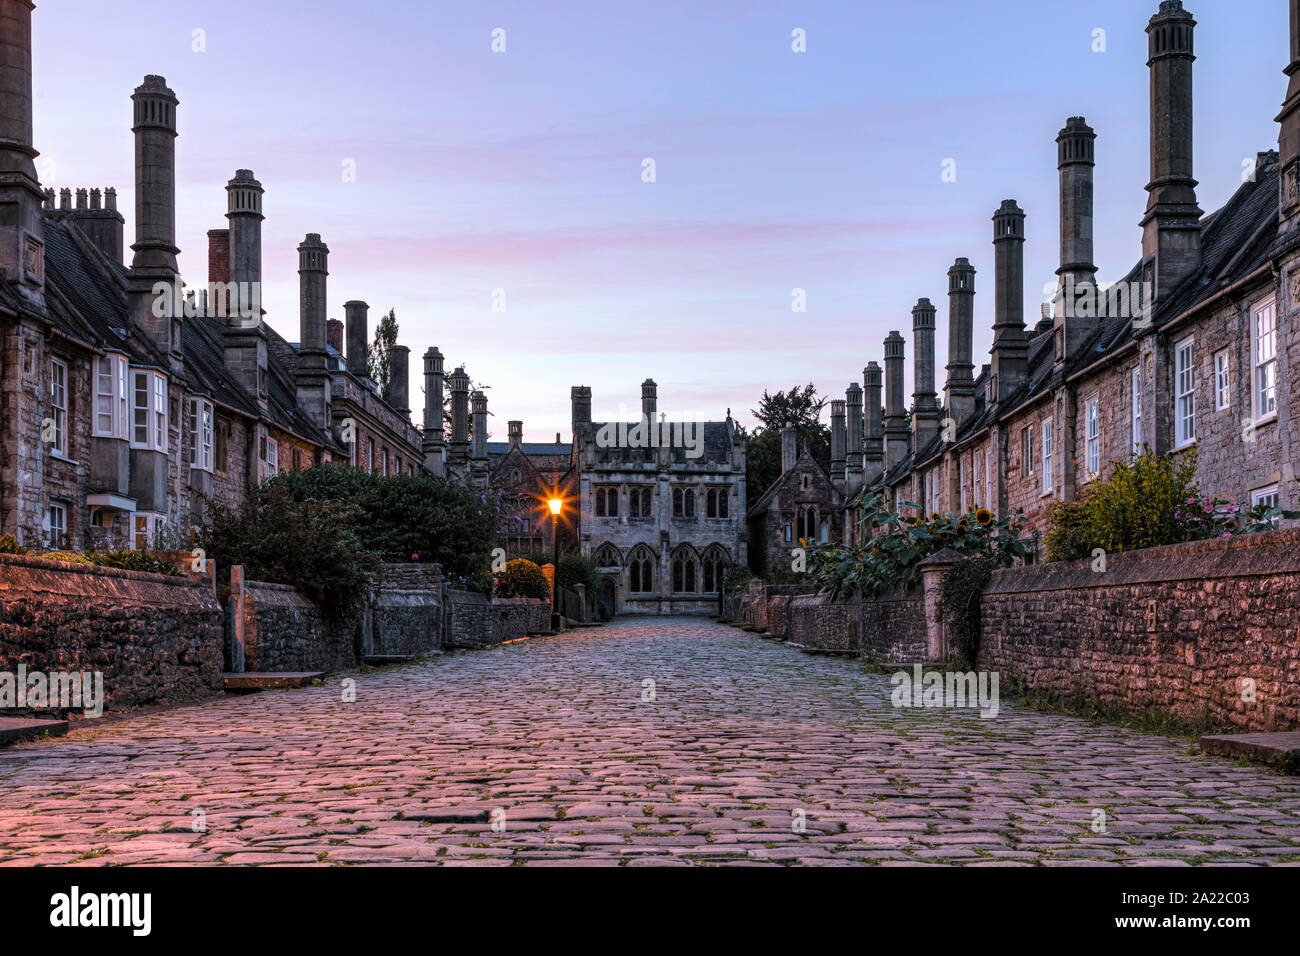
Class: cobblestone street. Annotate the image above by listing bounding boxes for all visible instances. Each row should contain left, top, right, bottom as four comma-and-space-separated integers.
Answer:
0, 618, 1297, 867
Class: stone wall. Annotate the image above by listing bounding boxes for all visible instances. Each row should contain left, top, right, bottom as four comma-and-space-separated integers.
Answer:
0, 552, 223, 711
240, 580, 360, 674
491, 598, 551, 644
978, 529, 1300, 732
445, 590, 551, 648
782, 586, 926, 660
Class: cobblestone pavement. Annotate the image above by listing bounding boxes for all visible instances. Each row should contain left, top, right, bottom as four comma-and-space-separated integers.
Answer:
0, 618, 1298, 866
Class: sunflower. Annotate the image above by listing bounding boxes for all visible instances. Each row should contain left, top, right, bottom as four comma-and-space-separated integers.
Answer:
975, 507, 993, 527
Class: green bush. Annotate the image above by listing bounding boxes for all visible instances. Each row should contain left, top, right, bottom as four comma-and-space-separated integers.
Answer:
939, 556, 996, 670
495, 558, 550, 600
806, 485, 1031, 600
723, 565, 755, 591
197, 482, 382, 621
37, 550, 92, 565
265, 466, 506, 592
1043, 500, 1092, 562
556, 551, 600, 596
89, 549, 184, 577
0, 534, 26, 555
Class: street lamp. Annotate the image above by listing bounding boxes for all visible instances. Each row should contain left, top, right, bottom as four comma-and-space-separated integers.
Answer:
548, 498, 562, 626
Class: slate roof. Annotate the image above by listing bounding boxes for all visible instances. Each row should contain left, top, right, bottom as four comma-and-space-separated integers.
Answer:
584, 420, 737, 463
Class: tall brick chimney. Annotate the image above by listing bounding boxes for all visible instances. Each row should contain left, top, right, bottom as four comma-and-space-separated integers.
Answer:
1141, 1, 1202, 301
127, 75, 181, 368
641, 379, 657, 421
883, 331, 909, 470
345, 300, 369, 379
1279, 0, 1300, 234
207, 230, 230, 287
845, 382, 864, 485
911, 298, 940, 449
508, 420, 523, 450
830, 399, 846, 483
448, 366, 471, 472
0, 0, 44, 308
1055, 118, 1100, 363
945, 258, 976, 427
863, 362, 884, 485
225, 169, 263, 326
389, 344, 410, 418
295, 234, 330, 430
422, 347, 446, 476
780, 424, 797, 475
990, 200, 1028, 405
326, 318, 344, 354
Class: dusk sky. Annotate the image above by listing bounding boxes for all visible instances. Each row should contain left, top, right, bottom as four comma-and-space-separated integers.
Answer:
29, 0, 1291, 442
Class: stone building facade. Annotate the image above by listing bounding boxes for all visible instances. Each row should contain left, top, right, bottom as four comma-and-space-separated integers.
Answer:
0, 1, 424, 550
762, 1, 1300, 559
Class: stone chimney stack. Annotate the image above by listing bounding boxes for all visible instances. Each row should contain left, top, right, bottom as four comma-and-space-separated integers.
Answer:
883, 331, 909, 471
127, 76, 181, 368
945, 258, 977, 427
571, 386, 592, 436
1141, 1, 1202, 301
911, 298, 940, 449
470, 390, 488, 460
1055, 118, 1100, 363
295, 233, 330, 430
864, 362, 884, 485
0, 0, 43, 307
422, 347, 446, 476
845, 382, 864, 484
508, 421, 523, 449
641, 379, 657, 421
780, 424, 797, 475
1279, 0, 1300, 234
225, 170, 264, 326
830, 399, 846, 483
990, 200, 1028, 405
448, 366, 471, 472
326, 318, 344, 353
389, 344, 410, 419
345, 300, 369, 379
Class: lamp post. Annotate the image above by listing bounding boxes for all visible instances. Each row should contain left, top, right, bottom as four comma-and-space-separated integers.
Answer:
548, 497, 562, 627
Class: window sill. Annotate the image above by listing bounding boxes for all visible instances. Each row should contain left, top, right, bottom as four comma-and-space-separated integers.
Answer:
1251, 414, 1278, 429
49, 452, 78, 465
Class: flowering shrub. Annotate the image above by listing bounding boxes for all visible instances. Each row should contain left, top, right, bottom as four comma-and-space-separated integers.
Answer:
495, 558, 550, 600
805, 485, 1031, 599
0, 534, 26, 555
1045, 448, 1300, 561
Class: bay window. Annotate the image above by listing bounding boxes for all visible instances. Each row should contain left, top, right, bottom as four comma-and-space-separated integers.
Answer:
94, 353, 129, 439
188, 398, 214, 472
131, 369, 168, 452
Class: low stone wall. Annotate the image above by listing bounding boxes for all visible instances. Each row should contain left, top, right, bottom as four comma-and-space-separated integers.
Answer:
382, 563, 443, 591
0, 553, 223, 712
446, 591, 551, 648
977, 529, 1300, 732
240, 580, 360, 674
372, 589, 441, 657
782, 585, 926, 660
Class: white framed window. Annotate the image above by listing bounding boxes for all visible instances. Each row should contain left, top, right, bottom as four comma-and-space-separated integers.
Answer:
974, 450, 984, 508
1252, 485, 1280, 511
131, 369, 168, 452
959, 457, 969, 512
93, 354, 129, 439
1085, 396, 1100, 479
1253, 297, 1277, 422
265, 437, 278, 479
1131, 366, 1142, 457
188, 398, 214, 472
1042, 419, 1054, 493
1021, 426, 1034, 476
1214, 350, 1231, 411
133, 512, 166, 551
46, 503, 67, 548
1174, 336, 1195, 448
49, 358, 68, 457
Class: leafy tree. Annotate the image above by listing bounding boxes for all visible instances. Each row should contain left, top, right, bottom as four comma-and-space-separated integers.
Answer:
368, 308, 399, 402
495, 558, 550, 599
744, 383, 832, 503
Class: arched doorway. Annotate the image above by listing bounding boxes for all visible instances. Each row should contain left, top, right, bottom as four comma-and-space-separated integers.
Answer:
599, 576, 617, 620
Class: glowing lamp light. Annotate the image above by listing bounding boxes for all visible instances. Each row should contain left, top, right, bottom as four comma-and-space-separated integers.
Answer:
548, 498, 563, 516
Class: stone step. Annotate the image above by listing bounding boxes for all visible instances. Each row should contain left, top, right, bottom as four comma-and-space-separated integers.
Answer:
1201, 732, 1300, 772
222, 672, 324, 691
0, 717, 69, 747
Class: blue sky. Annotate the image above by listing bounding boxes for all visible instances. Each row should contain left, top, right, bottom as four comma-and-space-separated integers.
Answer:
30, 0, 1292, 440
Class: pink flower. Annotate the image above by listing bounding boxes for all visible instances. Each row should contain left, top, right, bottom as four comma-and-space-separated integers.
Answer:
1220, 532, 1232, 538
1175, 511, 1181, 519
1203, 505, 1213, 514
411, 553, 419, 561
